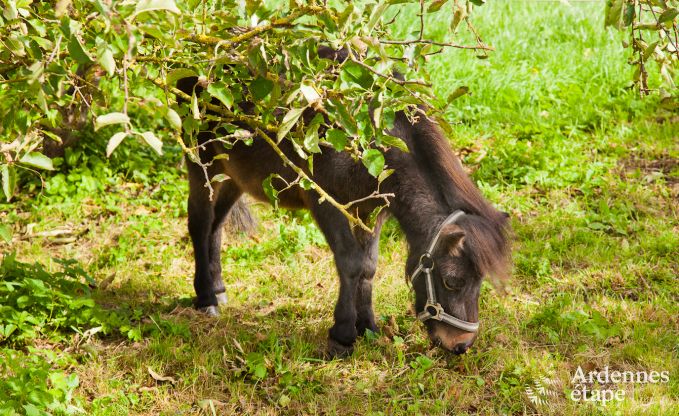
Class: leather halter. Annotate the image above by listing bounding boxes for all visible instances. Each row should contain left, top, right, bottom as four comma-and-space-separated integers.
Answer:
410, 211, 479, 333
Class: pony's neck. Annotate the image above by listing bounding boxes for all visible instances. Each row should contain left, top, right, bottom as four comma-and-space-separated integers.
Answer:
388, 178, 451, 274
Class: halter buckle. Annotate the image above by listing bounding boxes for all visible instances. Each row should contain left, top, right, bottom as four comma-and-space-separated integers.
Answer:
418, 253, 434, 271
424, 302, 443, 320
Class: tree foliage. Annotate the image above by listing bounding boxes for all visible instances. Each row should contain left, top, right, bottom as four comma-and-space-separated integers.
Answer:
0, 0, 490, 229
606, 0, 679, 98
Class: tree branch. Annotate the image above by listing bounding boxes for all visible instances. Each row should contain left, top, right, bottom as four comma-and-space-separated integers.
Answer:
182, 6, 325, 47
349, 57, 431, 87
143, 71, 278, 133
380, 39, 494, 51
254, 127, 373, 233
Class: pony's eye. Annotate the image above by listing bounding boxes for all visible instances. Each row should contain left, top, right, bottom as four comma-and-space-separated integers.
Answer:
442, 275, 461, 290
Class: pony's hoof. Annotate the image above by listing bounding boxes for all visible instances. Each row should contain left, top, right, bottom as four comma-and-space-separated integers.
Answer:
198, 305, 220, 317
215, 293, 228, 305
325, 338, 354, 359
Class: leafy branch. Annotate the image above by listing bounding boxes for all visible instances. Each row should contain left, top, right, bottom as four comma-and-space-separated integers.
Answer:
606, 0, 679, 98
0, 0, 491, 226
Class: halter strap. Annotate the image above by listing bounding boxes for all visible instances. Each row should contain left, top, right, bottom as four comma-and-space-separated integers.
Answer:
410, 210, 479, 333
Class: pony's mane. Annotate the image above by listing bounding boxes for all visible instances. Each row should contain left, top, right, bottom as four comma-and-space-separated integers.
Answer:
409, 115, 512, 279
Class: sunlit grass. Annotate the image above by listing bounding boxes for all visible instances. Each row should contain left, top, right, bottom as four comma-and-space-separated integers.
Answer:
2, 1, 677, 415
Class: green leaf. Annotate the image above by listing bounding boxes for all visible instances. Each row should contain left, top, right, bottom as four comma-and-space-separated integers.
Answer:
211, 174, 229, 183
167, 68, 198, 86
326, 129, 348, 151
300, 83, 321, 104
262, 175, 279, 207
253, 364, 267, 379
341, 62, 373, 89
3, 0, 18, 20
658, 8, 678, 24
95, 112, 130, 131
19, 152, 54, 170
0, 224, 11, 243
68, 35, 93, 65
623, 3, 635, 27
1, 165, 16, 201
97, 47, 115, 76
605, 0, 624, 27
133, 0, 181, 18
643, 41, 659, 60
191, 92, 201, 119
304, 114, 323, 153
427, 0, 448, 13
328, 98, 357, 136
23, 404, 42, 416
451, 3, 468, 32
278, 394, 291, 407
469, 0, 485, 5
377, 168, 394, 183
5, 34, 26, 57
249, 76, 274, 101
380, 134, 408, 152
366, 3, 389, 33
277, 108, 305, 142
362, 149, 385, 177
447, 86, 470, 102
106, 132, 127, 157
140, 131, 163, 155
165, 108, 182, 130
207, 81, 234, 109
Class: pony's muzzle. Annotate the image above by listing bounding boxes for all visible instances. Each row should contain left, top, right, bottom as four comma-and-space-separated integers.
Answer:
430, 322, 477, 354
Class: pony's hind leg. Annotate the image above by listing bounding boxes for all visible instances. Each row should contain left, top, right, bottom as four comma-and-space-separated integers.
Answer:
207, 182, 243, 306
188, 160, 242, 315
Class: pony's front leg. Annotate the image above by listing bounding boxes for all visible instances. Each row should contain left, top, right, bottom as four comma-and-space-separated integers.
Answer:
327, 255, 363, 357
308, 199, 363, 358
353, 218, 385, 337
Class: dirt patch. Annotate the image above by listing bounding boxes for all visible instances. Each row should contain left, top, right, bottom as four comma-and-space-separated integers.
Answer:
620, 153, 679, 185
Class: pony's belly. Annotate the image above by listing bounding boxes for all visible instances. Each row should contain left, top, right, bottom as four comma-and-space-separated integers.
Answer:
244, 185, 307, 210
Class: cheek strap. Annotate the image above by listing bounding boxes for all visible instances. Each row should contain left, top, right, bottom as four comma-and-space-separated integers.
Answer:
410, 211, 479, 333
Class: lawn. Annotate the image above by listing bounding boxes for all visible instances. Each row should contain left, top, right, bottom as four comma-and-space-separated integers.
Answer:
1, 1, 678, 415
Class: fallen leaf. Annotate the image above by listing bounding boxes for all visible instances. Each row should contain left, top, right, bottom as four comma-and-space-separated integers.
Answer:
148, 366, 176, 384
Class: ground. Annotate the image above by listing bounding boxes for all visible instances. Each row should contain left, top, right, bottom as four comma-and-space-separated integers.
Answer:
1, 1, 678, 415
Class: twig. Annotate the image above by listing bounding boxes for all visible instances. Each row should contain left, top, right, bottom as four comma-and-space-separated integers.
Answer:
636, 1, 649, 95
380, 39, 494, 51
418, 0, 425, 41
0, 76, 29, 84
136, 56, 189, 65
123, 22, 135, 122
182, 6, 324, 48
342, 190, 394, 209
349, 57, 431, 87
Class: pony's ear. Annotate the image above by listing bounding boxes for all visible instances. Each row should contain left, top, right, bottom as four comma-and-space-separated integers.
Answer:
439, 224, 466, 256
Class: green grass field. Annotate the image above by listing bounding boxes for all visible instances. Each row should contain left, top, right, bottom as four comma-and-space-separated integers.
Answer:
2, 1, 678, 415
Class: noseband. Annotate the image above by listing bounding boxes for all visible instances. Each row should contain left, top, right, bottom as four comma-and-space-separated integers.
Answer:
410, 210, 480, 333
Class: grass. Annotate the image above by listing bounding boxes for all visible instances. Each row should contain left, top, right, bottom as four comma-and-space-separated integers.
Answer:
2, 1, 678, 415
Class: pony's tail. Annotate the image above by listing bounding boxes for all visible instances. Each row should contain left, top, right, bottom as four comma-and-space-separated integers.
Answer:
225, 197, 256, 234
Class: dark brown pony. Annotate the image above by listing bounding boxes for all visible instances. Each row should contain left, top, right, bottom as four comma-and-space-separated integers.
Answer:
177, 76, 511, 357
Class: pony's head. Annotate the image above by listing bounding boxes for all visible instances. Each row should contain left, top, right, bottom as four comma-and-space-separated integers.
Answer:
409, 212, 510, 354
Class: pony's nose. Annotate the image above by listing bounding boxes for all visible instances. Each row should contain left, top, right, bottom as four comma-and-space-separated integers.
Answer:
431, 324, 477, 352
453, 342, 470, 355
